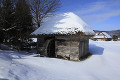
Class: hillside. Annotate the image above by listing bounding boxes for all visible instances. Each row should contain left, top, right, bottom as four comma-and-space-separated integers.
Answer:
106, 30, 120, 37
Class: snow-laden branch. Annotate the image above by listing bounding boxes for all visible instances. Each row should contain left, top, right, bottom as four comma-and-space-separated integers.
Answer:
2, 26, 17, 31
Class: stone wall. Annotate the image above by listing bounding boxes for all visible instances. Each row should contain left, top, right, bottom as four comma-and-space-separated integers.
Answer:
55, 36, 89, 61
56, 40, 79, 60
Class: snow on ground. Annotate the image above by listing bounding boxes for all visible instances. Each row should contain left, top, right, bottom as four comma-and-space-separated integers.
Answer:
0, 40, 120, 80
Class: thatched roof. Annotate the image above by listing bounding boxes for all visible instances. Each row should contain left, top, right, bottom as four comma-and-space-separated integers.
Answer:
32, 12, 95, 36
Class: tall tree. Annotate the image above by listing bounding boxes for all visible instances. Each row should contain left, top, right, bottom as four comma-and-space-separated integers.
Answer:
0, 0, 3, 43
30, 0, 61, 28
0, 0, 2, 29
14, 0, 34, 49
0, 0, 15, 43
0, 0, 2, 20
15, 0, 34, 39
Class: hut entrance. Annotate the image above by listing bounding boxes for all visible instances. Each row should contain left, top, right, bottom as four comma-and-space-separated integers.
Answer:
47, 39, 55, 57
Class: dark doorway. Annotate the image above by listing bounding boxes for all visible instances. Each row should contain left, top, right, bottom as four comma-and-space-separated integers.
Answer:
47, 39, 55, 57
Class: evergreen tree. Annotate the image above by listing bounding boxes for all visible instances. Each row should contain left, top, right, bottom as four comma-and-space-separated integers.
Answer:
112, 35, 118, 41
0, 1, 2, 29
0, 0, 3, 43
0, 1, 2, 22
0, 0, 15, 43
15, 0, 34, 49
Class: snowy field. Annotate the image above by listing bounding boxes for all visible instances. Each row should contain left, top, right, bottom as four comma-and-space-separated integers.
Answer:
0, 40, 120, 80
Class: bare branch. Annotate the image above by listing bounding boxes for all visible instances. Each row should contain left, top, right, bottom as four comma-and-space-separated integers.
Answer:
29, 0, 61, 28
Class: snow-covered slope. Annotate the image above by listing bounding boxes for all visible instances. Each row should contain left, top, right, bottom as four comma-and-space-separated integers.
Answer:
0, 41, 120, 80
32, 12, 95, 35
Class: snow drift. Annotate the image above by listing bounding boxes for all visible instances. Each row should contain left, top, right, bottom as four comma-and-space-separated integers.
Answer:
0, 40, 120, 80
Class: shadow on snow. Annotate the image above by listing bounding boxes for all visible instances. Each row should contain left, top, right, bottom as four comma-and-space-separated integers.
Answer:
0, 78, 9, 80
89, 44, 104, 55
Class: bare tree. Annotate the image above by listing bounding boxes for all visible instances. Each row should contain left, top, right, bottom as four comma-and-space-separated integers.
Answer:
30, 0, 61, 28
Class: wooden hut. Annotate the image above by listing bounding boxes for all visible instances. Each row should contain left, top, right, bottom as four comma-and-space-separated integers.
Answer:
31, 12, 95, 61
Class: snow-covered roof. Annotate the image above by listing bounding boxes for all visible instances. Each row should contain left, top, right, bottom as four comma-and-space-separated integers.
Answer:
102, 32, 112, 38
32, 12, 95, 35
93, 32, 112, 38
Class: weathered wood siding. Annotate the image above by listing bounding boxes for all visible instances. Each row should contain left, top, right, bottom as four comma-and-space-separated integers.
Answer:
37, 37, 46, 56
79, 39, 89, 59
